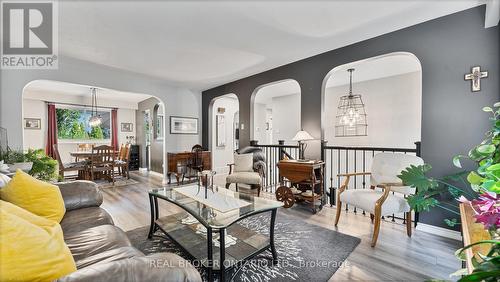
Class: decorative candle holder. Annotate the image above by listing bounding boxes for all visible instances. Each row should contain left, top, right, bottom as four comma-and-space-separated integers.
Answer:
198, 170, 216, 199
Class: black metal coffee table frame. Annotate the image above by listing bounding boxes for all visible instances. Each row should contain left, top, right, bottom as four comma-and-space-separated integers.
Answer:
148, 192, 279, 282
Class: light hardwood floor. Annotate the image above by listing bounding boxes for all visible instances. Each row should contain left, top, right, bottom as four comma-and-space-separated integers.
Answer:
100, 171, 461, 281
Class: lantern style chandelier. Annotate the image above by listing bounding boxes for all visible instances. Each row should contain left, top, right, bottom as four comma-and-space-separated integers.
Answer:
88, 87, 102, 127
335, 68, 367, 137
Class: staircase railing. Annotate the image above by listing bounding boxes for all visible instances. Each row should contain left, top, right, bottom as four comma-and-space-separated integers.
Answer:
249, 140, 299, 192
321, 141, 421, 225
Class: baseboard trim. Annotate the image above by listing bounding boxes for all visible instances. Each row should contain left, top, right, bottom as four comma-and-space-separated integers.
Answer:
137, 169, 164, 180
148, 171, 163, 178
416, 222, 462, 241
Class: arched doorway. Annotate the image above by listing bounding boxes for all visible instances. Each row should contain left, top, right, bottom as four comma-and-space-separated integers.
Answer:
21, 80, 166, 179
321, 52, 422, 213
322, 52, 422, 147
208, 93, 239, 173
251, 79, 301, 145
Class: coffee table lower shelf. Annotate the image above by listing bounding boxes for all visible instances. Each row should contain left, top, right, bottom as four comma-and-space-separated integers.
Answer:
150, 211, 275, 281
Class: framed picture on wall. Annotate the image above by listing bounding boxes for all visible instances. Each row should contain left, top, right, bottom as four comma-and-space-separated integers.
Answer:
170, 116, 198, 134
121, 123, 133, 132
24, 118, 41, 129
216, 114, 226, 147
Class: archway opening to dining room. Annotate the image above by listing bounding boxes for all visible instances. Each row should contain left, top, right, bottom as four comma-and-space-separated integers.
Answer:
21, 79, 165, 181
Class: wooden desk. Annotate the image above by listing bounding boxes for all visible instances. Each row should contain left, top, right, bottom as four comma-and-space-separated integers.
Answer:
276, 160, 325, 214
167, 151, 211, 185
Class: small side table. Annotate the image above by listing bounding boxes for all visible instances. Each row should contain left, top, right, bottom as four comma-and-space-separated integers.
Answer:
276, 160, 325, 214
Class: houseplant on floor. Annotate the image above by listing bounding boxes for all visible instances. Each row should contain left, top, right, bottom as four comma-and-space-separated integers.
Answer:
0, 148, 58, 182
399, 102, 500, 281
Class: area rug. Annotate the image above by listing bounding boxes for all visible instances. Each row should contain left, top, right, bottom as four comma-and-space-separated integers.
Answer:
96, 178, 139, 189
126, 212, 360, 282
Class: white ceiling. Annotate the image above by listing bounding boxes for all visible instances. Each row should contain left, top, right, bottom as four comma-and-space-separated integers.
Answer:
58, 0, 485, 90
23, 80, 153, 103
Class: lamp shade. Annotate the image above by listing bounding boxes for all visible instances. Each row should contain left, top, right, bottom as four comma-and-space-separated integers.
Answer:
292, 130, 314, 141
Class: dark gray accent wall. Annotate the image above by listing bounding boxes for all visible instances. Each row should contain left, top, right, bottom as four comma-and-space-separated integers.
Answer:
202, 6, 500, 230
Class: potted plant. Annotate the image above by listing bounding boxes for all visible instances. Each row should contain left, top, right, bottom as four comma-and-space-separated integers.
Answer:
24, 149, 58, 182
0, 148, 58, 182
399, 102, 500, 281
0, 148, 33, 173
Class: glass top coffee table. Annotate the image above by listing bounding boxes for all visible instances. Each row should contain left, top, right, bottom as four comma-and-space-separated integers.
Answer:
148, 185, 283, 282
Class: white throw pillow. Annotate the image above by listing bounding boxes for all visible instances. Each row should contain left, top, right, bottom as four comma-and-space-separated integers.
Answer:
0, 173, 11, 188
234, 153, 254, 173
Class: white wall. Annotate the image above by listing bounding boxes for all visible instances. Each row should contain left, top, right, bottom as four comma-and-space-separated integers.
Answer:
324, 72, 421, 148
253, 102, 269, 144
22, 99, 47, 151
271, 93, 301, 144
1, 55, 201, 182
211, 96, 239, 173
252, 93, 300, 145
117, 108, 136, 147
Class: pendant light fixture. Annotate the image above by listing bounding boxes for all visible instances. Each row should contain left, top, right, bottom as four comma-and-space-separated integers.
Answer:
335, 68, 367, 137
88, 87, 102, 127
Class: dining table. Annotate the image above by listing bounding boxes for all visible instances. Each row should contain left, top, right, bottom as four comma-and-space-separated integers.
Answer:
70, 150, 119, 161
69, 150, 120, 181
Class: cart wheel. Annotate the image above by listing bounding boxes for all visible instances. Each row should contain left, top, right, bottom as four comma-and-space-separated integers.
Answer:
276, 186, 295, 208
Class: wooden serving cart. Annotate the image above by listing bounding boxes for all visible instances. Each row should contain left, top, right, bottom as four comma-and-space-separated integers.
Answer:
275, 159, 325, 214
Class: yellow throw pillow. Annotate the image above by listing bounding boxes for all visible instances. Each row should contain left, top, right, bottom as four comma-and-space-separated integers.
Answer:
0, 200, 55, 228
0, 170, 65, 222
0, 202, 77, 281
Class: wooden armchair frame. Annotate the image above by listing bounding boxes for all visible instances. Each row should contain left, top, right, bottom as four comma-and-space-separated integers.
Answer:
53, 144, 87, 180
334, 172, 412, 247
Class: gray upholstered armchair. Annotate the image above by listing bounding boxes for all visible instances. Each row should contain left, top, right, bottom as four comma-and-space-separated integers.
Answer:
225, 146, 266, 197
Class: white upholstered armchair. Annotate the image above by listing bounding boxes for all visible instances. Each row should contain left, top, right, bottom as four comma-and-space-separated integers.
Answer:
334, 153, 424, 247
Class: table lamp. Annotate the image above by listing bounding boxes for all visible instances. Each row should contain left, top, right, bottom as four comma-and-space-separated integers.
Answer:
292, 130, 314, 160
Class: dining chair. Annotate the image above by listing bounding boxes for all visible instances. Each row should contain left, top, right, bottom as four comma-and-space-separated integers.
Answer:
115, 144, 131, 179
89, 145, 115, 185
52, 144, 87, 180
187, 144, 204, 179
334, 152, 424, 247
75, 144, 92, 161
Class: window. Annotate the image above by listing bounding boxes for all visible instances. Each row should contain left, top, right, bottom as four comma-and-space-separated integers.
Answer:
56, 106, 111, 140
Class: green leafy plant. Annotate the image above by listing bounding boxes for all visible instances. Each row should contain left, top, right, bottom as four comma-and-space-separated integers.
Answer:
0, 148, 58, 182
0, 148, 26, 164
56, 108, 110, 140
399, 102, 500, 225
399, 164, 473, 224
399, 103, 500, 280
455, 240, 500, 282
24, 148, 58, 182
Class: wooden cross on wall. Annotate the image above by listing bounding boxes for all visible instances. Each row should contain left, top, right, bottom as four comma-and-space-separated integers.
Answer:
464, 66, 488, 92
